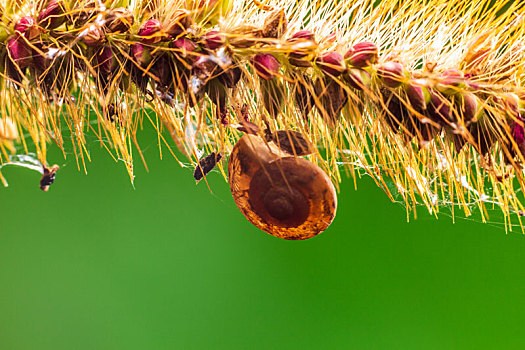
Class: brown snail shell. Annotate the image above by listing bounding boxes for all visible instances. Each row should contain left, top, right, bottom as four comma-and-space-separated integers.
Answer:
228, 134, 337, 240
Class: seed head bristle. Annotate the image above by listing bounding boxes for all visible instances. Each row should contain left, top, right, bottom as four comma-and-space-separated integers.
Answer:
0, 0, 523, 232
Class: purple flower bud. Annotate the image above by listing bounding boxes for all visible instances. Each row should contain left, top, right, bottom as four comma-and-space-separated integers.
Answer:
105, 7, 134, 33
172, 37, 197, 50
458, 92, 479, 123
344, 41, 378, 68
316, 51, 345, 77
290, 30, 315, 41
252, 54, 281, 80
37, 0, 66, 29
203, 31, 223, 50
406, 80, 430, 111
15, 16, 35, 33
436, 69, 466, 95
377, 61, 406, 88
345, 68, 371, 90
428, 89, 452, 123
97, 46, 116, 74
172, 37, 198, 62
512, 122, 525, 145
131, 43, 152, 67
15, 16, 40, 40
7, 36, 32, 68
138, 19, 163, 44
287, 30, 316, 67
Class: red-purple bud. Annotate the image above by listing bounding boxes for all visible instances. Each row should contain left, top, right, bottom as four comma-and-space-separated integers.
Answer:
15, 16, 35, 33
7, 36, 32, 68
428, 89, 452, 123
37, 0, 66, 29
138, 19, 163, 44
345, 68, 371, 90
172, 37, 198, 62
131, 43, 143, 61
344, 42, 378, 68
203, 31, 223, 50
436, 69, 466, 95
287, 30, 316, 67
97, 46, 116, 74
316, 51, 345, 77
377, 61, 406, 88
15, 16, 40, 40
512, 122, 525, 145
131, 43, 152, 67
15, 16, 36, 34
406, 80, 430, 111
458, 92, 479, 123
252, 54, 281, 80
290, 30, 315, 41
172, 37, 197, 51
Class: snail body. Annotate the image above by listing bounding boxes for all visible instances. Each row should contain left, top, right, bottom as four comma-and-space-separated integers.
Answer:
228, 134, 337, 240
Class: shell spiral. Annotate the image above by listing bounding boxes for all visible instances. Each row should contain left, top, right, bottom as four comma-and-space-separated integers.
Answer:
228, 134, 337, 240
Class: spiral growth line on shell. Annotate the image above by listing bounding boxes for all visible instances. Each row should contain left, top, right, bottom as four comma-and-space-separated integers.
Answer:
0, 0, 524, 239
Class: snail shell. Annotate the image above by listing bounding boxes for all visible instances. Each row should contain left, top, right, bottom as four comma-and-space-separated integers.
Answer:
228, 134, 337, 240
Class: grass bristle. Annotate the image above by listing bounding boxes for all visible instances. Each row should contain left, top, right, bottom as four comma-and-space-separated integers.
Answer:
0, 0, 524, 230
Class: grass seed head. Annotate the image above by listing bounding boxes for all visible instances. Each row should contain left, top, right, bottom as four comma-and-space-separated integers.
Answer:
0, 0, 525, 234
316, 51, 345, 77
344, 42, 379, 68
252, 53, 281, 80
378, 61, 407, 88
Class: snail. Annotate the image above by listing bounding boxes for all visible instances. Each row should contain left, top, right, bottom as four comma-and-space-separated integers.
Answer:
228, 133, 337, 240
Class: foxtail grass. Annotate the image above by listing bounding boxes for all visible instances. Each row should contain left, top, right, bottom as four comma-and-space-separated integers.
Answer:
0, 0, 524, 231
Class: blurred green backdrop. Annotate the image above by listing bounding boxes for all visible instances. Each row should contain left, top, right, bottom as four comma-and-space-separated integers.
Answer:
1, 124, 525, 350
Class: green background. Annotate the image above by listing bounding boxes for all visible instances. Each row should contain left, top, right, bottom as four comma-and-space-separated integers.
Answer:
1, 125, 525, 350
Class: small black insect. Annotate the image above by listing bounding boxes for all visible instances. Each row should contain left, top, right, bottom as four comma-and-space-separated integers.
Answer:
40, 165, 59, 192
104, 103, 119, 122
193, 152, 222, 183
